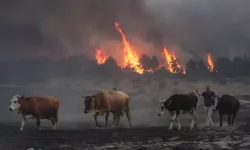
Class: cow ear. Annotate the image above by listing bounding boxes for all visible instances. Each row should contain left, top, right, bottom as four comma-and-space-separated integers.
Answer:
20, 95, 25, 99
91, 95, 96, 101
81, 96, 87, 99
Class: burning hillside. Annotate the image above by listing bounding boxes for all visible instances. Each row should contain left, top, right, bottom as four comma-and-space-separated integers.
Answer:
94, 22, 215, 75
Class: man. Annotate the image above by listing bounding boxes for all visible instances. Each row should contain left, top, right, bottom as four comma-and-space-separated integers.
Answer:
201, 85, 216, 126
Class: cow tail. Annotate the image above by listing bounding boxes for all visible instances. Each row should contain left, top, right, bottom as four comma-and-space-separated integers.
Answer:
124, 96, 131, 120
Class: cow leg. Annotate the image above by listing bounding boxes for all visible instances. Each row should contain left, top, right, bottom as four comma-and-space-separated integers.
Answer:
228, 114, 232, 126
124, 108, 132, 128
111, 113, 116, 128
111, 112, 119, 128
20, 115, 26, 131
175, 110, 181, 130
105, 111, 110, 129
219, 112, 223, 127
93, 111, 102, 127
232, 113, 236, 125
115, 113, 121, 129
189, 108, 197, 130
36, 119, 41, 130
168, 111, 176, 130
51, 118, 57, 130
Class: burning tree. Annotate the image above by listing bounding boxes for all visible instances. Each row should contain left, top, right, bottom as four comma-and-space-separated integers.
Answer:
162, 47, 186, 74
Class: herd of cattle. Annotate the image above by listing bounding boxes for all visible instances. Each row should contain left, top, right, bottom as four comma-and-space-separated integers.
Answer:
8, 87, 240, 131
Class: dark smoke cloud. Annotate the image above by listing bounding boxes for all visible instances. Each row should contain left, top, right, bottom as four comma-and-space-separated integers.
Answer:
1, 0, 154, 60
145, 0, 250, 59
1, 0, 250, 61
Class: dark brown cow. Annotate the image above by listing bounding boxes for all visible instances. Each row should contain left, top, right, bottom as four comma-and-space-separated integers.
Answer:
158, 93, 198, 130
9, 95, 60, 131
215, 94, 240, 127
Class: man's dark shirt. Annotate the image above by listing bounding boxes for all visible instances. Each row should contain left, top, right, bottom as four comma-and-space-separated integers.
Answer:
202, 91, 216, 107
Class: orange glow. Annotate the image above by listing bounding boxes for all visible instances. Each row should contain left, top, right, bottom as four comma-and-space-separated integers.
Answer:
95, 48, 108, 65
207, 53, 214, 72
93, 22, 190, 75
114, 22, 144, 74
162, 47, 186, 74
144, 65, 164, 73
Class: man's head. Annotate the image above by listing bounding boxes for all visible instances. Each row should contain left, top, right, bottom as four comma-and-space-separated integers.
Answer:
9, 95, 24, 111
206, 85, 211, 91
82, 95, 95, 113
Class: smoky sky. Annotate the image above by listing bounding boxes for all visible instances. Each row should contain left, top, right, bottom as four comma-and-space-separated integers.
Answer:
1, 0, 250, 61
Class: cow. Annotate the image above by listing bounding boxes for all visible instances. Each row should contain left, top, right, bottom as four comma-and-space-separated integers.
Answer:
82, 90, 131, 128
215, 94, 240, 127
8, 95, 60, 131
82, 96, 124, 128
158, 93, 198, 130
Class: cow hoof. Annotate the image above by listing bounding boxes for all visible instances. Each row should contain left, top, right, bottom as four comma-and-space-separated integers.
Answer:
20, 128, 23, 131
168, 128, 173, 130
37, 127, 42, 130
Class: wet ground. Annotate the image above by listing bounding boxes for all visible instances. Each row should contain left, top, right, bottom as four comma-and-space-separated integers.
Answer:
1, 121, 250, 150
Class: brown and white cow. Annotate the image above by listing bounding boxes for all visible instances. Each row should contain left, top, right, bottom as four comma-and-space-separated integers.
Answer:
8, 95, 60, 131
158, 93, 198, 130
82, 90, 131, 128
82, 96, 124, 128
215, 94, 240, 127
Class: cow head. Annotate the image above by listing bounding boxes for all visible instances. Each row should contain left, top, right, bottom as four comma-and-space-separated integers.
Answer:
215, 96, 222, 110
158, 98, 165, 116
82, 95, 96, 113
189, 91, 197, 97
9, 95, 24, 111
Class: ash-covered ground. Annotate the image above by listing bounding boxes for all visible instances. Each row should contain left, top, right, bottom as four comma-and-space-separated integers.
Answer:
1, 122, 250, 150
1, 116, 250, 150
1, 78, 250, 150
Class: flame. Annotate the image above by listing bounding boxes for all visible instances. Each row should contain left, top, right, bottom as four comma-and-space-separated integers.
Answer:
163, 47, 186, 74
144, 65, 164, 73
114, 22, 144, 74
95, 48, 108, 65
207, 53, 214, 72
182, 67, 186, 74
